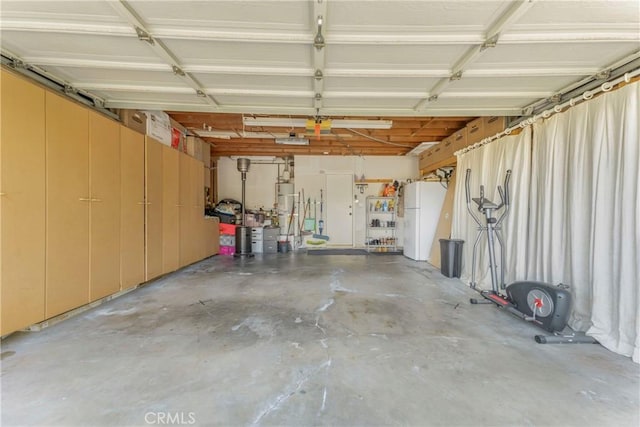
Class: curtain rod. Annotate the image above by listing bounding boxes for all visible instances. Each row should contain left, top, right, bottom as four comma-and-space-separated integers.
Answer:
455, 68, 640, 156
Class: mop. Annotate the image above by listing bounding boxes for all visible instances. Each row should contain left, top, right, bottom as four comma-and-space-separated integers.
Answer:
303, 198, 315, 232
312, 189, 329, 241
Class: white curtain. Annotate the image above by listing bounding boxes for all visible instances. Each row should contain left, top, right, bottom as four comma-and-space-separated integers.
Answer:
529, 82, 640, 362
452, 127, 532, 291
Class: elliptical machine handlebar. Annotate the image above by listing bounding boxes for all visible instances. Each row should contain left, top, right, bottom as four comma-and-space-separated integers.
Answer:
495, 169, 512, 227
465, 169, 482, 226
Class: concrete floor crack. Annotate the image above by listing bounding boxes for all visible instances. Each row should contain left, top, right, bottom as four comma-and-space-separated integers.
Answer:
252, 359, 332, 425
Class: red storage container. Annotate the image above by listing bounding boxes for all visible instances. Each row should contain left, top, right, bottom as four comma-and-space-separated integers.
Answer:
219, 223, 236, 235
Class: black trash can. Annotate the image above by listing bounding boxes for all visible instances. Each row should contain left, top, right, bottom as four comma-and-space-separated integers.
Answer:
439, 239, 464, 278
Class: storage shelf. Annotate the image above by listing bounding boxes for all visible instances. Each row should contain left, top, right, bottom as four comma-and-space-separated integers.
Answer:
365, 195, 398, 253
355, 179, 392, 183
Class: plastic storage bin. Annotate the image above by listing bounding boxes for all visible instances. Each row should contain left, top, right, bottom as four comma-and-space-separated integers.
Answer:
439, 239, 464, 278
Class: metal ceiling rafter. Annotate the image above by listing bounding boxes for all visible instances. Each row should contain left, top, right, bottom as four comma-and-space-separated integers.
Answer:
312, 0, 328, 114
518, 50, 640, 115
107, 0, 219, 108
103, 99, 522, 117
415, 0, 535, 111
4, 19, 634, 44
1, 50, 115, 118
18, 55, 604, 79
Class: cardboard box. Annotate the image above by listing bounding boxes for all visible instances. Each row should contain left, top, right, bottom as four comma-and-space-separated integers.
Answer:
466, 117, 484, 144
419, 143, 449, 169
145, 111, 172, 145
483, 116, 506, 138
203, 144, 211, 167
186, 136, 204, 160
419, 148, 435, 170
119, 109, 147, 134
449, 127, 468, 151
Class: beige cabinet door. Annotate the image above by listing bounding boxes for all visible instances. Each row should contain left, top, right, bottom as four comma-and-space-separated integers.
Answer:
204, 218, 220, 258
191, 157, 205, 261
0, 70, 46, 334
178, 152, 192, 267
45, 92, 90, 317
162, 145, 179, 274
89, 112, 121, 301
145, 137, 163, 281
120, 126, 145, 290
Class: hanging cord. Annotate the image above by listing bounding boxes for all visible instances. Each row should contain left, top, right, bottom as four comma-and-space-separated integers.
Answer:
332, 132, 356, 156
345, 128, 414, 148
454, 68, 640, 156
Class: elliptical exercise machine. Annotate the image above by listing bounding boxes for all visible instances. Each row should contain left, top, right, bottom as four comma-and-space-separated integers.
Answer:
465, 169, 596, 344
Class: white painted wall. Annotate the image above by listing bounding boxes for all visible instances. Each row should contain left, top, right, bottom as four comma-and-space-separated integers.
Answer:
295, 155, 419, 247
217, 157, 280, 210
217, 155, 419, 246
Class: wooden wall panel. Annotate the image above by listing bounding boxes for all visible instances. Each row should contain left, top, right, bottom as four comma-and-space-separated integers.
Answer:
428, 171, 457, 268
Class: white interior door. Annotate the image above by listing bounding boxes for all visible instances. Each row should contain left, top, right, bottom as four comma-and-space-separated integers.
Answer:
326, 174, 353, 246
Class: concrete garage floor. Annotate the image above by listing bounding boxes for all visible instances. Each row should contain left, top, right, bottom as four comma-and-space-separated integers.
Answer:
1, 253, 639, 427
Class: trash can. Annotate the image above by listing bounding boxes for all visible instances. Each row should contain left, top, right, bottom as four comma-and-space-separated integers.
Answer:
277, 240, 291, 253
439, 239, 464, 278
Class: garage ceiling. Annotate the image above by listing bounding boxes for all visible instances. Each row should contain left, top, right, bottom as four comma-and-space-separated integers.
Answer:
1, 0, 639, 156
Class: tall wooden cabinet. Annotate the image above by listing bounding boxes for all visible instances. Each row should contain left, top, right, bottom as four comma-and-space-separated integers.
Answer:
0, 70, 46, 334
45, 92, 90, 318
162, 145, 180, 274
178, 152, 193, 266
191, 157, 205, 260
145, 137, 163, 281
120, 127, 145, 290
89, 112, 121, 301
1, 69, 218, 336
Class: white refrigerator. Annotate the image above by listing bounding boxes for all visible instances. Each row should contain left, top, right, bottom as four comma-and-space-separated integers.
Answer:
403, 181, 447, 261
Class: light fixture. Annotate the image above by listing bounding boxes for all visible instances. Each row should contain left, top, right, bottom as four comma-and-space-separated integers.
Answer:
193, 129, 292, 139
406, 141, 439, 156
194, 130, 236, 139
243, 117, 392, 129
275, 137, 309, 145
